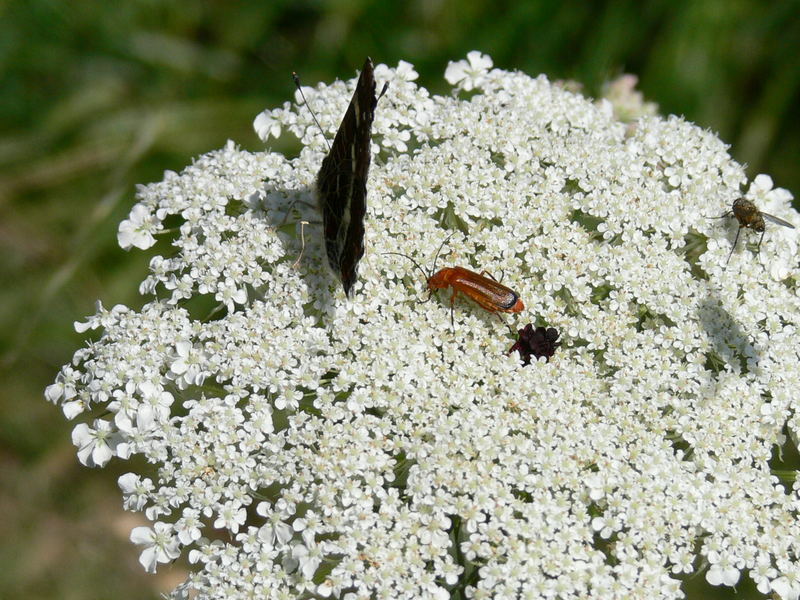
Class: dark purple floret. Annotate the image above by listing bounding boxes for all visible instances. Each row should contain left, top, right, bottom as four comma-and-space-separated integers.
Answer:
509, 324, 560, 365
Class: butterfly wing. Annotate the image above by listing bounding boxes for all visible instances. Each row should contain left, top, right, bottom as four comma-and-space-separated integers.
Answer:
315, 58, 378, 297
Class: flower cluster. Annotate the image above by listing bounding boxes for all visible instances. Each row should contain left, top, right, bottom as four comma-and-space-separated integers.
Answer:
47, 53, 800, 599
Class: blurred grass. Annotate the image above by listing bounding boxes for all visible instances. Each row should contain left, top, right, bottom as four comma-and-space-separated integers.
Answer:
1, 1, 797, 598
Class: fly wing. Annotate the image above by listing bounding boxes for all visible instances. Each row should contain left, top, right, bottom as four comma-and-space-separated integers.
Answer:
761, 212, 795, 229
315, 58, 378, 297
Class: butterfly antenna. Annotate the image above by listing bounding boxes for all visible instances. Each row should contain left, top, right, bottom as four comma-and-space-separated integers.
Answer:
383, 251, 434, 304
292, 72, 331, 152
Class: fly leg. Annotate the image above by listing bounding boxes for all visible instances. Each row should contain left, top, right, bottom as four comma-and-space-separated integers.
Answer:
724, 226, 742, 269
756, 230, 766, 268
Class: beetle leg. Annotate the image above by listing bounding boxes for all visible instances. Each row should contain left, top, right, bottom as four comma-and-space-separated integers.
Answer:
479, 269, 504, 283
495, 313, 515, 336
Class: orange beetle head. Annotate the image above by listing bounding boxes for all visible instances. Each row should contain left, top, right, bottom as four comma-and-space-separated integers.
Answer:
427, 269, 451, 290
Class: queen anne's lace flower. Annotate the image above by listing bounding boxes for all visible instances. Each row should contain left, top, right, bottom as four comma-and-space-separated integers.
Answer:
47, 53, 800, 599
118, 202, 161, 250
130, 522, 181, 573
445, 51, 493, 91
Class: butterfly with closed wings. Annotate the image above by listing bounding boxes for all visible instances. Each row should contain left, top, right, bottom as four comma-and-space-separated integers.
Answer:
306, 58, 388, 297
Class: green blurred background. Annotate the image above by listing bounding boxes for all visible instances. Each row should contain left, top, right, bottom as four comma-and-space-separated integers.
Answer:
2, 1, 798, 598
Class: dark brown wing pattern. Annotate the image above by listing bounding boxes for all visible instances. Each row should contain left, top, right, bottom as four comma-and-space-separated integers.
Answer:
315, 58, 379, 297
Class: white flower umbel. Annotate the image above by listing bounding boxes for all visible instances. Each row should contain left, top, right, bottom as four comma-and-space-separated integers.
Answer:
47, 52, 800, 599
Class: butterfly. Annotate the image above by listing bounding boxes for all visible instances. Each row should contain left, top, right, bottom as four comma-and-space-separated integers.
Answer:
315, 57, 387, 296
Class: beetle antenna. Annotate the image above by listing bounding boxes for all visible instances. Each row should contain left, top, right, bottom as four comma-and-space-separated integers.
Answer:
432, 231, 458, 276
496, 313, 516, 337
383, 252, 435, 304
383, 252, 428, 280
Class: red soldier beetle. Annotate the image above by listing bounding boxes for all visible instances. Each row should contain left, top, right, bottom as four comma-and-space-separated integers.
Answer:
384, 232, 525, 330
